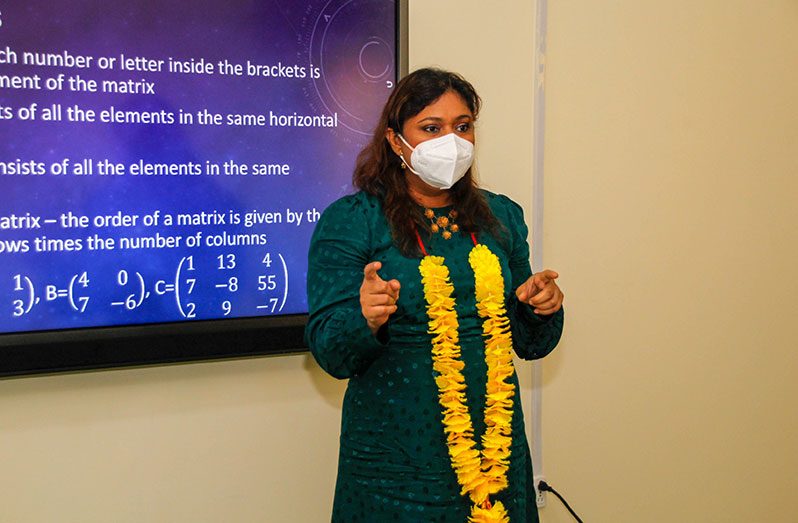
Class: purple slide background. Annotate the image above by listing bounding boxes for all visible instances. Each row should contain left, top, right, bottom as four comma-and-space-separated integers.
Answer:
0, 0, 395, 332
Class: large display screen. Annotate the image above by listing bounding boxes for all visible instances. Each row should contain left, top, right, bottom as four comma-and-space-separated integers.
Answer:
0, 0, 401, 375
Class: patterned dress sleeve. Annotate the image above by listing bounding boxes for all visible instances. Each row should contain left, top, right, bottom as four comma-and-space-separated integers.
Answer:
305, 194, 387, 379
496, 194, 565, 360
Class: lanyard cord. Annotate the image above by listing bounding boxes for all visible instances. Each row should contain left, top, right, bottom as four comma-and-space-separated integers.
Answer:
414, 227, 477, 257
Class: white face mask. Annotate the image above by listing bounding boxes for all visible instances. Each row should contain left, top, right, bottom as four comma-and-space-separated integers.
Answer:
398, 133, 474, 190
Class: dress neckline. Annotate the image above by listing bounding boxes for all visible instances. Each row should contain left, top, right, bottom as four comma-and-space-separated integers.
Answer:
414, 226, 478, 257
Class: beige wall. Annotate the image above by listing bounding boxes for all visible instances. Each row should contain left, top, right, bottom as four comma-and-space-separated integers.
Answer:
542, 1, 798, 521
0, 355, 346, 522
408, 1, 538, 207
2, 1, 797, 522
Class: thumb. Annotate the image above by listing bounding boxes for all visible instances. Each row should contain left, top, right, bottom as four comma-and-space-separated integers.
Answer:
516, 280, 533, 301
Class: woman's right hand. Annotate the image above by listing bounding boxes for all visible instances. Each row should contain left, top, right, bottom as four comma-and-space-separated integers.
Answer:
360, 261, 401, 334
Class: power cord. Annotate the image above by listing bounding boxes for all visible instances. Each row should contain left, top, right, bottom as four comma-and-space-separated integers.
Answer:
538, 480, 584, 522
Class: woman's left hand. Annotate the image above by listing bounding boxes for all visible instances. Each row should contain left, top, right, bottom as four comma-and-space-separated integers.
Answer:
515, 270, 564, 316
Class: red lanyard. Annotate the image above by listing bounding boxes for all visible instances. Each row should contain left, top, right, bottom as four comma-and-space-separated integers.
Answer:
414, 227, 478, 257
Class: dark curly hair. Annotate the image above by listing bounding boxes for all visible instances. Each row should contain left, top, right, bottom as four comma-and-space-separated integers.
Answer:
353, 68, 500, 257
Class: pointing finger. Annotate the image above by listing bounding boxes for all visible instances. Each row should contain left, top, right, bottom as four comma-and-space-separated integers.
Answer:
537, 270, 559, 281
363, 261, 383, 282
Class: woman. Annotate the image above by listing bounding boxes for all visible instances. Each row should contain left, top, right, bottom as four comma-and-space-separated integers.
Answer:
306, 68, 564, 523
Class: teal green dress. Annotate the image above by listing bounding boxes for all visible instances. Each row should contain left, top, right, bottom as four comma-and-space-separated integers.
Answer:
306, 190, 564, 522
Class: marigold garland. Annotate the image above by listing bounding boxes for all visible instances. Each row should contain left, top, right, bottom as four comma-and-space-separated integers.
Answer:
419, 244, 516, 523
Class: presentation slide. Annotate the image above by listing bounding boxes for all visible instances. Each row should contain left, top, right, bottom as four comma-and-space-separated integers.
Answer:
0, 0, 396, 334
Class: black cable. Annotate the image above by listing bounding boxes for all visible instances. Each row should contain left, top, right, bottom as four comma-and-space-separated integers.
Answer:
538, 480, 584, 523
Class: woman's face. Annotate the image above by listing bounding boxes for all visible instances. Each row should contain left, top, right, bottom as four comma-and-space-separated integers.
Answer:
387, 90, 475, 158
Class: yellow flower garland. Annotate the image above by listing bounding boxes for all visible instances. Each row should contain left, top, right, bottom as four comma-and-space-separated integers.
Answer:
419, 244, 516, 523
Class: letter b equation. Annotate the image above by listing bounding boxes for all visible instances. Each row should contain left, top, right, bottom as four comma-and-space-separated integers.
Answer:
8, 251, 290, 330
